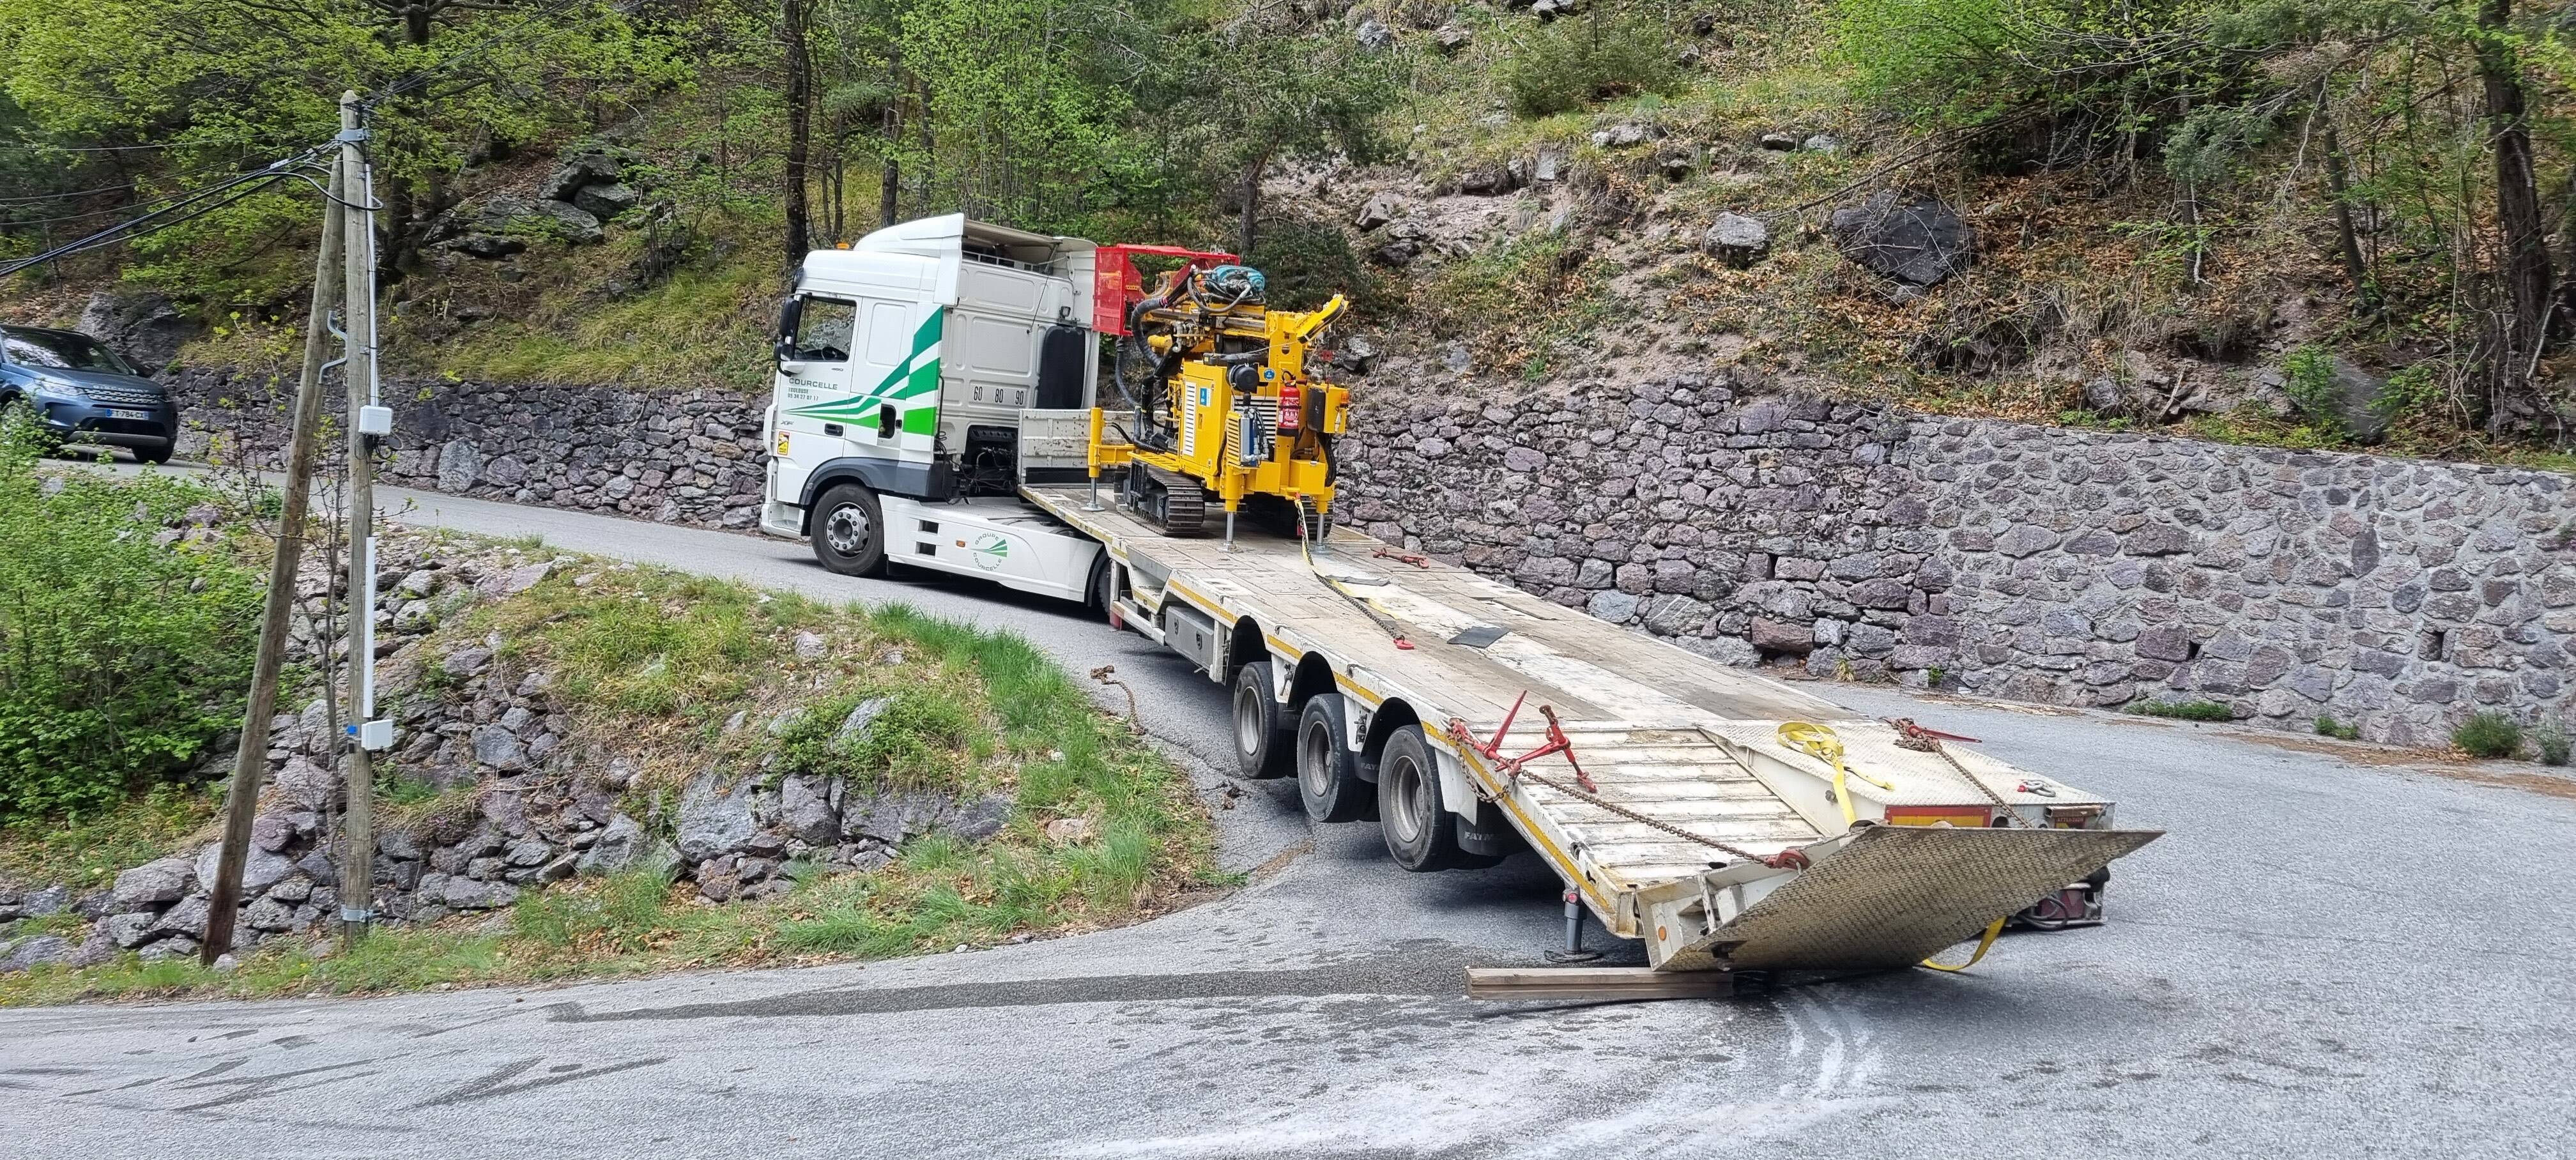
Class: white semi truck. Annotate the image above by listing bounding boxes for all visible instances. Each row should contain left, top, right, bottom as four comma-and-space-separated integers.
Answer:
762, 215, 2158, 978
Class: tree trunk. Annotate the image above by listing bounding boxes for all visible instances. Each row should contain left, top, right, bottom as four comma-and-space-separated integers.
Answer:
880, 151, 901, 228
2477, 0, 2552, 427
2321, 121, 2375, 310
1236, 155, 1265, 257
782, 0, 814, 264
916, 80, 935, 212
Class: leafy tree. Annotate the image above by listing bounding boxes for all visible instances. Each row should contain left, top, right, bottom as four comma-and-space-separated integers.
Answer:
1168, 10, 1402, 256
0, 0, 689, 291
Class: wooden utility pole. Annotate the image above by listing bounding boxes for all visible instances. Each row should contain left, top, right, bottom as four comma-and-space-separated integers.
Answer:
335, 91, 384, 943
201, 156, 347, 965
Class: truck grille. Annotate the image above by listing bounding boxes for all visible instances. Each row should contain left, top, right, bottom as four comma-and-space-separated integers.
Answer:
82, 383, 164, 407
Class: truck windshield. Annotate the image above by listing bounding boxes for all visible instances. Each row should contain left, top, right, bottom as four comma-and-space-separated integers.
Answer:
1, 329, 134, 374
791, 298, 856, 362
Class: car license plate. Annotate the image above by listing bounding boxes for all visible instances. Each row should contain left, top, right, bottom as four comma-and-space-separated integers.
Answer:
105, 409, 150, 420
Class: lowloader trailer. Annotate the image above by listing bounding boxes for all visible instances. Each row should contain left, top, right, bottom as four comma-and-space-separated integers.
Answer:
762, 215, 2160, 978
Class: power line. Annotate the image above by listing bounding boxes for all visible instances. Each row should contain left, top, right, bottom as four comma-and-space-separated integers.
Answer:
0, 182, 224, 227
0, 181, 141, 206
0, 134, 288, 155
0, 149, 329, 280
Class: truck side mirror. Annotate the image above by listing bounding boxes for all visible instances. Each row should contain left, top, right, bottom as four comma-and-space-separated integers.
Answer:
774, 297, 803, 362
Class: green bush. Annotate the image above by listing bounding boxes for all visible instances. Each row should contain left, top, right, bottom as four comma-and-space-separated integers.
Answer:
2537, 723, 2570, 767
1836, 0, 2246, 166
2126, 698, 2233, 722
1498, 11, 1676, 118
2451, 712, 2524, 759
0, 414, 264, 819
1245, 215, 1381, 314
2313, 715, 2359, 740
2280, 344, 2348, 439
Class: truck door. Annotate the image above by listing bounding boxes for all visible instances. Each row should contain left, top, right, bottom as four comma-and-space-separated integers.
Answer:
776, 293, 859, 445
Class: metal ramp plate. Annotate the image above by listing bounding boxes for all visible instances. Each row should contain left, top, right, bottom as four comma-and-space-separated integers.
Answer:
1662, 824, 2163, 972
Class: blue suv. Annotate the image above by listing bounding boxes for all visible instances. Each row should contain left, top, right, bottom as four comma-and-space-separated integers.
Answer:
0, 325, 178, 463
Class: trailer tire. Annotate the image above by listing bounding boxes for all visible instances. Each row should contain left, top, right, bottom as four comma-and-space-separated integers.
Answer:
1230, 660, 1294, 779
1377, 725, 1464, 873
1295, 694, 1373, 823
1083, 551, 1112, 615
811, 482, 887, 577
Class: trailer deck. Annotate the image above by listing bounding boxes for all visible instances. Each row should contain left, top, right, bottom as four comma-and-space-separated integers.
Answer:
1024, 485, 2161, 973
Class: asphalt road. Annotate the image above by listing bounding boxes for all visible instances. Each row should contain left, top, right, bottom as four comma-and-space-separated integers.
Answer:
6, 468, 2572, 1158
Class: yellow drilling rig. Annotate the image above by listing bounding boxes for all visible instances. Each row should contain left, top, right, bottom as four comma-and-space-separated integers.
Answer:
1088, 245, 1351, 544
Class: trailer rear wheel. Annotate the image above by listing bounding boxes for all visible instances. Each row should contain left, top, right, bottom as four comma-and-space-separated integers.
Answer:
1378, 725, 1464, 872
1082, 551, 1112, 615
1296, 694, 1373, 822
1231, 660, 1294, 779
811, 483, 887, 577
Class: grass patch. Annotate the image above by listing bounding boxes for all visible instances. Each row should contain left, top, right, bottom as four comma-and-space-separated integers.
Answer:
2451, 712, 2524, 760
2313, 715, 2360, 741
380, 228, 779, 390
4, 553, 1218, 1007
1412, 233, 1619, 378
0, 784, 218, 892
2126, 698, 2234, 722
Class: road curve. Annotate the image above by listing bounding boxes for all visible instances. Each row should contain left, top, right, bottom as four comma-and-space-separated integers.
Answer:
6, 469, 2571, 1158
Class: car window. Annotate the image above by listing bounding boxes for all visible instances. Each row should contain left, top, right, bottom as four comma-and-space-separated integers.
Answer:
792, 298, 857, 363
1, 330, 133, 374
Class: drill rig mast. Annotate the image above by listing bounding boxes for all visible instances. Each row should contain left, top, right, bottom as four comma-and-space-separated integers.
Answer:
1089, 245, 1351, 544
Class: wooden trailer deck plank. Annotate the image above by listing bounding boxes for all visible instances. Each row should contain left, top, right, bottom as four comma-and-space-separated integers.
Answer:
1517, 793, 1807, 825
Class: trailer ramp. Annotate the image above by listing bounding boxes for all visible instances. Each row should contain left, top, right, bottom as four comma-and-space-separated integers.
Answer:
1648, 824, 2161, 972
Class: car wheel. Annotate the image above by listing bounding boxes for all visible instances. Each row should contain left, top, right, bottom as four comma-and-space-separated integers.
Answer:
811, 482, 887, 576
139, 441, 173, 465
1230, 660, 1294, 779
1296, 694, 1374, 823
1378, 725, 1464, 873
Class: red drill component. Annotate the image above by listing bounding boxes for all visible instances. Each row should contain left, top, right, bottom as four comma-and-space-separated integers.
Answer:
1092, 243, 1239, 335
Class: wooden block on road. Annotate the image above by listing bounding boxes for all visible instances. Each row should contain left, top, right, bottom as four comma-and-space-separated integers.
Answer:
1465, 966, 1732, 1001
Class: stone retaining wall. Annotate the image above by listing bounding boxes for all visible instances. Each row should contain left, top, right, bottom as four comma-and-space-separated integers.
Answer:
170, 367, 2576, 747
169, 367, 769, 529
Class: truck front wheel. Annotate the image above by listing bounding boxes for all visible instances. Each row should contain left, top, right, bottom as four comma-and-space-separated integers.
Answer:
811, 482, 887, 577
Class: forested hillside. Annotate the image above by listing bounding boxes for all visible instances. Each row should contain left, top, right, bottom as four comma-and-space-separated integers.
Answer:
4, 0, 2574, 466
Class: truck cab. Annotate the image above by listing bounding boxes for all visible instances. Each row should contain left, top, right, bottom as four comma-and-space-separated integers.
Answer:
762, 215, 1107, 602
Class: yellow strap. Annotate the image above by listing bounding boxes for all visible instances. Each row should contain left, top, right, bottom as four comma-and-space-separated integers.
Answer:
1775, 721, 1895, 826
1918, 917, 2006, 972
